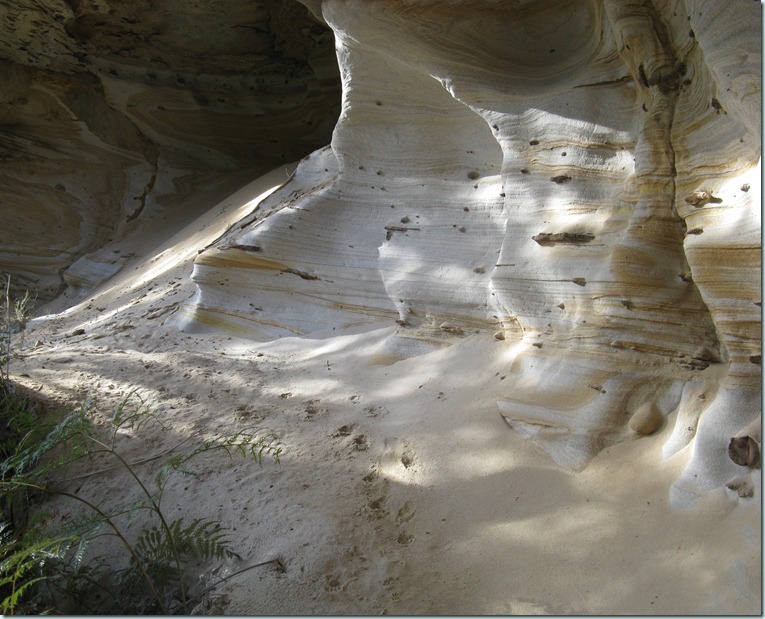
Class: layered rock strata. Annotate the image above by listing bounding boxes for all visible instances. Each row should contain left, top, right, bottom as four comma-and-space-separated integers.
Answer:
177, 0, 761, 499
0, 0, 340, 298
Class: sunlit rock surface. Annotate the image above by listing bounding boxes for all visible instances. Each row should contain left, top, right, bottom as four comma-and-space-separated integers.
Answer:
0, 0, 340, 298
176, 0, 761, 498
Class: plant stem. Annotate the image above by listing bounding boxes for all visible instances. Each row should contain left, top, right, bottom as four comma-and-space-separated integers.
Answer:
4, 481, 168, 614
86, 434, 191, 612
2, 273, 10, 384
54, 434, 195, 482
183, 558, 284, 609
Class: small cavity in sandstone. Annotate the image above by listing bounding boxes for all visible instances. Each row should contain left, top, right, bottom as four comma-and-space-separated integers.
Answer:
728, 436, 760, 467
532, 232, 594, 246
675, 354, 710, 371
551, 175, 572, 184
711, 97, 725, 113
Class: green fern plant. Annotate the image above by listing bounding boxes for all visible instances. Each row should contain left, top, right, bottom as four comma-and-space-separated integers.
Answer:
0, 523, 75, 615
135, 518, 239, 570
0, 390, 282, 614
118, 516, 240, 609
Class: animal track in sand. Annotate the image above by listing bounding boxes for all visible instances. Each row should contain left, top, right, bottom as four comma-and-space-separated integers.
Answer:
332, 423, 356, 437
364, 404, 389, 418
400, 446, 415, 468
314, 462, 414, 605
381, 439, 418, 473
383, 576, 398, 589
367, 496, 387, 511
395, 500, 416, 525
323, 572, 357, 592
235, 404, 263, 422
329, 425, 369, 454
303, 399, 326, 420
319, 554, 362, 594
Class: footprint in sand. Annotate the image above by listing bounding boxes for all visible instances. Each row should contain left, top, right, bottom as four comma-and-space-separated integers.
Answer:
395, 500, 416, 525
364, 405, 389, 418
400, 446, 415, 468
332, 424, 355, 437
304, 399, 327, 420
367, 496, 386, 512
352, 434, 368, 451
323, 572, 357, 592
381, 439, 417, 472
321, 557, 358, 593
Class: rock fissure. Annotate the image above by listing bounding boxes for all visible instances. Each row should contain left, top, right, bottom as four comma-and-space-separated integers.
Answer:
127, 164, 158, 223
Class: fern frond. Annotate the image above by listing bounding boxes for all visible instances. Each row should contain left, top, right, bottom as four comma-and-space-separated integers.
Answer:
150, 429, 281, 500
0, 532, 73, 614
1, 574, 45, 614
70, 537, 90, 570
133, 517, 238, 568
1, 405, 93, 482
111, 391, 167, 435
153, 453, 198, 493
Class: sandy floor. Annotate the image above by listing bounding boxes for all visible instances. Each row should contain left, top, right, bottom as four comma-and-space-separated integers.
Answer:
9, 167, 761, 615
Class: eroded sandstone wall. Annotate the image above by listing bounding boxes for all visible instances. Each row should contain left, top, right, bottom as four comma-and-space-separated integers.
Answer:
178, 0, 761, 498
0, 0, 340, 298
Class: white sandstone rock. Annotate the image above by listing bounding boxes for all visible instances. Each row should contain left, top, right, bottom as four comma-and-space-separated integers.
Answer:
175, 0, 760, 487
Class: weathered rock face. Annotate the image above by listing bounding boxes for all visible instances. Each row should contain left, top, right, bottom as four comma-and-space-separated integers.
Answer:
0, 0, 340, 298
176, 0, 761, 498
